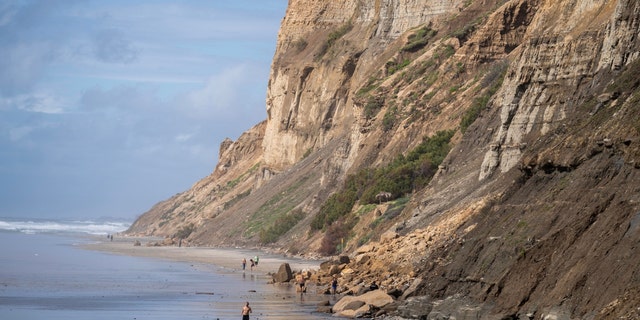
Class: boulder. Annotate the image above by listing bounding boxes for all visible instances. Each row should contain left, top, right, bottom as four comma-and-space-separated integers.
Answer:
272, 263, 293, 283
320, 260, 337, 271
328, 264, 342, 275
333, 289, 395, 318
380, 230, 398, 243
400, 277, 424, 300
397, 296, 433, 319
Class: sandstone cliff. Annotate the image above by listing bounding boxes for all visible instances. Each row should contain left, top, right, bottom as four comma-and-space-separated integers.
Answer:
127, 0, 640, 318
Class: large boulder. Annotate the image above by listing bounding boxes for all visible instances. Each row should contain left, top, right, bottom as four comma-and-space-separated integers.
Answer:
333, 289, 395, 318
272, 263, 293, 283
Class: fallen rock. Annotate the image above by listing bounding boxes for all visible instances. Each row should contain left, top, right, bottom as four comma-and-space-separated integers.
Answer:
333, 289, 395, 318
272, 263, 293, 283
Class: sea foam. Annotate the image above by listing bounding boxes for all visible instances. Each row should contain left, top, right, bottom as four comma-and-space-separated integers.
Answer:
0, 218, 130, 235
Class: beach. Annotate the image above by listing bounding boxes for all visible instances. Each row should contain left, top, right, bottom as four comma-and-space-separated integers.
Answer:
0, 231, 337, 320
83, 236, 323, 273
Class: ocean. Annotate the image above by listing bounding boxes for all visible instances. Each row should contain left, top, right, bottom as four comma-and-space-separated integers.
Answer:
0, 218, 336, 320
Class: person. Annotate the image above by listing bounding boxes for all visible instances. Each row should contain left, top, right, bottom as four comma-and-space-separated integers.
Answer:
296, 273, 306, 293
249, 258, 255, 271
242, 258, 246, 271
331, 275, 338, 294
241, 301, 252, 320
254, 255, 259, 266
369, 281, 379, 291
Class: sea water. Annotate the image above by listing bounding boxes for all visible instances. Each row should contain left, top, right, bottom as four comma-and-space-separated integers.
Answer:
0, 218, 335, 320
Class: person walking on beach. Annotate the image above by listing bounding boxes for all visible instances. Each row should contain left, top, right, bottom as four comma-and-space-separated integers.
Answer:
242, 258, 246, 271
331, 275, 338, 295
241, 301, 252, 320
249, 258, 255, 271
296, 273, 306, 293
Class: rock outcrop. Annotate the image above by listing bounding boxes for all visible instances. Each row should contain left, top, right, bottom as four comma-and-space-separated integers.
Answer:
127, 0, 640, 318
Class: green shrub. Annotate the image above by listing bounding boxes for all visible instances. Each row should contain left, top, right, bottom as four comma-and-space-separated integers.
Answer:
312, 130, 455, 232
387, 58, 412, 75
311, 187, 358, 230
402, 26, 437, 52
174, 223, 195, 239
259, 209, 305, 244
223, 190, 251, 210
364, 95, 385, 119
316, 21, 353, 59
382, 106, 398, 132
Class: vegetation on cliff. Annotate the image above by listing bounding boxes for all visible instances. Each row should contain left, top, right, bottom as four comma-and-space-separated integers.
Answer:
128, 0, 640, 318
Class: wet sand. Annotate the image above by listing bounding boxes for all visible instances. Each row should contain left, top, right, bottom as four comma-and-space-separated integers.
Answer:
78, 236, 338, 320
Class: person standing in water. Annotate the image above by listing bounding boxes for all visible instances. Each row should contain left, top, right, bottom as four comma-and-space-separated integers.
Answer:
241, 301, 252, 320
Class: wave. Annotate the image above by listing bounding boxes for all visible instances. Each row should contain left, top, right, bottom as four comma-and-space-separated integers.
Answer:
0, 218, 131, 235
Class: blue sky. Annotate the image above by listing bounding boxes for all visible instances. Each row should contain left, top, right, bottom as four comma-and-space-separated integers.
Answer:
0, 0, 287, 220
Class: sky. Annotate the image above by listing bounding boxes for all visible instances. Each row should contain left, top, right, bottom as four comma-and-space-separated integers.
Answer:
0, 0, 287, 221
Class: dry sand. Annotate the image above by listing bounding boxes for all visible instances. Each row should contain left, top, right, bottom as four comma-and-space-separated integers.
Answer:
83, 236, 324, 275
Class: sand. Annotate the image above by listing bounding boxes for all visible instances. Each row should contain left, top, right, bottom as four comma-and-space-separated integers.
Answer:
83, 236, 324, 274
79, 236, 339, 319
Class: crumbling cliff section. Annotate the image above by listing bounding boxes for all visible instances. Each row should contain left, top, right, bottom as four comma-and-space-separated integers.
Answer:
128, 0, 640, 318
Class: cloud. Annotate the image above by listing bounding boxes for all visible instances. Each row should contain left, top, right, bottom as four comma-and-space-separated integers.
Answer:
0, 92, 65, 114
0, 2, 19, 27
0, 43, 54, 96
174, 132, 194, 142
93, 28, 139, 63
0, 0, 286, 219
79, 85, 159, 113
181, 64, 252, 117
8, 125, 35, 142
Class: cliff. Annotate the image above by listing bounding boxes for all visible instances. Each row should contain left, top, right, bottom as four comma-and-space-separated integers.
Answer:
127, 0, 640, 318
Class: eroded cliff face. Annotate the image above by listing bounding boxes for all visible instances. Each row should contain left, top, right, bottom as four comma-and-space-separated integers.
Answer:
127, 0, 640, 318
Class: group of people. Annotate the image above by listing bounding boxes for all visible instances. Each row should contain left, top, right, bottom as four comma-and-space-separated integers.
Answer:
241, 256, 259, 271
239, 276, 379, 319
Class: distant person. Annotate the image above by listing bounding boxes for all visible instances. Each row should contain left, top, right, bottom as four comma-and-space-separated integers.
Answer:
249, 259, 255, 271
241, 301, 252, 320
331, 275, 338, 294
296, 273, 306, 293
254, 255, 259, 266
242, 258, 246, 271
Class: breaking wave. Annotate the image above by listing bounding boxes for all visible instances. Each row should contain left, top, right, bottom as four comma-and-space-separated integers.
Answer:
0, 218, 131, 235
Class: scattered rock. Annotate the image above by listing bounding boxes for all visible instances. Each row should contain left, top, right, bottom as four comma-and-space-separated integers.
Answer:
272, 263, 293, 283
333, 290, 395, 318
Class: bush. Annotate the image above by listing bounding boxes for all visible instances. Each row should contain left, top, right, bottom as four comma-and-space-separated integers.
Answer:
364, 95, 385, 119
318, 221, 351, 255
402, 26, 437, 52
311, 187, 358, 230
382, 106, 398, 132
316, 21, 353, 59
312, 130, 455, 233
259, 209, 305, 244
174, 223, 195, 239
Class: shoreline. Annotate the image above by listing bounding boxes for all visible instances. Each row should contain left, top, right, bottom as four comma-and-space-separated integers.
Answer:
81, 235, 325, 276
1, 232, 338, 320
